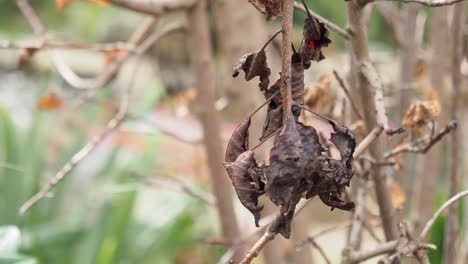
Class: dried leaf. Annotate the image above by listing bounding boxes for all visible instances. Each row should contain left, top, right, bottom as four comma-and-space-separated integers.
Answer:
390, 180, 406, 208
401, 89, 441, 129
304, 74, 334, 113
87, 0, 110, 6
269, 196, 300, 238
233, 50, 271, 91
265, 116, 303, 206
248, 0, 282, 22
260, 103, 282, 141
224, 150, 264, 226
328, 120, 356, 168
291, 48, 305, 106
225, 118, 251, 162
300, 1, 332, 68
37, 90, 63, 110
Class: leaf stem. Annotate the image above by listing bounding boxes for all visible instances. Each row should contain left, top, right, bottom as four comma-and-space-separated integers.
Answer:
261, 27, 285, 52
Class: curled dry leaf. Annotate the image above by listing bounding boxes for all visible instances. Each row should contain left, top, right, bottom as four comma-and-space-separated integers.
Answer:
401, 89, 441, 129
265, 116, 304, 207
248, 0, 282, 22
300, 0, 332, 69
304, 74, 334, 113
233, 50, 271, 91
291, 47, 305, 106
225, 118, 251, 162
328, 120, 356, 168
224, 150, 264, 226
260, 103, 282, 141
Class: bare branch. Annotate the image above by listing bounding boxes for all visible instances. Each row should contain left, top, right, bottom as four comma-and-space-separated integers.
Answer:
420, 189, 468, 241
354, 126, 384, 158
371, 0, 466, 7
0, 40, 136, 53
109, 0, 198, 16
19, 59, 141, 215
333, 70, 363, 120
294, 1, 351, 40
306, 237, 331, 264
240, 230, 276, 264
384, 121, 457, 159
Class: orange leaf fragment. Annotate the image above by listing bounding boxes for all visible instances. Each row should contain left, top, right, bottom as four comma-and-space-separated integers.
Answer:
304, 74, 334, 114
390, 180, 406, 208
37, 90, 63, 110
103, 49, 125, 65
56, 0, 73, 11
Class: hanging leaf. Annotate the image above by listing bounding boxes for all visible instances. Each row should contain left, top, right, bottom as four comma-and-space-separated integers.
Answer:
299, 0, 332, 68
260, 103, 282, 141
401, 89, 441, 129
265, 116, 303, 206
304, 74, 334, 113
248, 0, 282, 22
224, 150, 264, 226
328, 120, 356, 168
225, 118, 251, 162
233, 50, 271, 91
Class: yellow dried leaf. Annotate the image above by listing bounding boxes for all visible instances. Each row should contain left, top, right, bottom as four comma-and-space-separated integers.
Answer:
401, 89, 441, 129
304, 73, 334, 114
390, 180, 406, 208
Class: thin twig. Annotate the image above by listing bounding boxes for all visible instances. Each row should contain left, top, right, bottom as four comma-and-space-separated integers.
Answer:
307, 238, 331, 264
136, 173, 216, 205
333, 70, 363, 120
371, 0, 466, 7
419, 189, 468, 240
0, 40, 136, 53
384, 121, 457, 159
354, 126, 384, 158
240, 230, 276, 264
19, 60, 141, 215
294, 1, 351, 40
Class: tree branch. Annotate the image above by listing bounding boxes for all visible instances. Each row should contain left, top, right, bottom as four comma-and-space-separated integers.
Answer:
109, 0, 198, 16
370, 0, 466, 7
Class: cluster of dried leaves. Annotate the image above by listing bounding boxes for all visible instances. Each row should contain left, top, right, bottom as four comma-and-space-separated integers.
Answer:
224, 1, 356, 238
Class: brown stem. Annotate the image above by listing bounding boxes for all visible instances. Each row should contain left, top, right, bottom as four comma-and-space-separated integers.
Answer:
188, 1, 244, 261
332, 70, 363, 120
347, 0, 399, 241
261, 28, 285, 52
280, 0, 294, 121
445, 2, 465, 262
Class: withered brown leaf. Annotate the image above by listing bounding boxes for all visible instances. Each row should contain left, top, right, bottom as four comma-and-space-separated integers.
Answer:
328, 120, 356, 168
265, 116, 304, 206
233, 50, 271, 91
224, 150, 264, 226
248, 0, 282, 22
300, 0, 332, 69
260, 103, 282, 141
225, 118, 251, 162
291, 47, 305, 106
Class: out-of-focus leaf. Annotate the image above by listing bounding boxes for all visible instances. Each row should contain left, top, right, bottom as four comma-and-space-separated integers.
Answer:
389, 180, 406, 209
304, 74, 334, 113
247, 0, 281, 21
401, 89, 441, 129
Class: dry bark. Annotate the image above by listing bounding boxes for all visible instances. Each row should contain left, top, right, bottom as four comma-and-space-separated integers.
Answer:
445, 2, 465, 263
346, 0, 399, 241
187, 1, 244, 261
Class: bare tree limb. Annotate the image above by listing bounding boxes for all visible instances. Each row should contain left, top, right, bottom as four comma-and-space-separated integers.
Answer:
294, 1, 351, 40
354, 126, 384, 159
370, 0, 466, 7
347, 0, 399, 242
0, 40, 136, 53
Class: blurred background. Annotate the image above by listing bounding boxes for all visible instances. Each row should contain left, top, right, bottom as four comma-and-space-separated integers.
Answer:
0, 0, 467, 263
